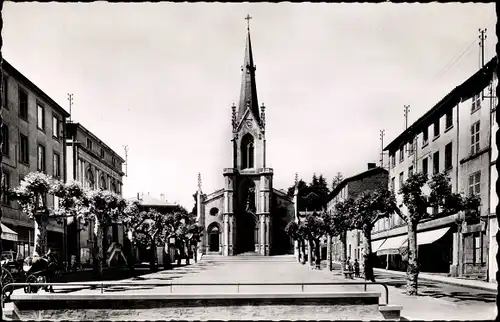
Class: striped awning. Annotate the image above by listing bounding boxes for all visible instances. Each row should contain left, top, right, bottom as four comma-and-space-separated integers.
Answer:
1, 223, 18, 242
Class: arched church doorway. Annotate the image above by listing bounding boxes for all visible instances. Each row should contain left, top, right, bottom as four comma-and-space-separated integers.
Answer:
236, 178, 257, 254
208, 224, 221, 252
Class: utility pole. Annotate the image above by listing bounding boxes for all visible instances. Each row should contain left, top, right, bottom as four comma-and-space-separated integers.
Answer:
123, 145, 129, 177
380, 130, 386, 168
67, 93, 74, 122
479, 28, 487, 99
404, 105, 410, 130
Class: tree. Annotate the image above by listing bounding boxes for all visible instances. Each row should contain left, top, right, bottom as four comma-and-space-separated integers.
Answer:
125, 208, 167, 272
76, 189, 128, 277
331, 172, 344, 191
285, 221, 306, 264
302, 212, 326, 268
10, 172, 56, 257
398, 172, 481, 295
333, 198, 355, 273
351, 189, 397, 282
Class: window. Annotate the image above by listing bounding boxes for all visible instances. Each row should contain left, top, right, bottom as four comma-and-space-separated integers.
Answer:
408, 139, 415, 155
37, 104, 45, 130
86, 138, 93, 150
100, 148, 105, 159
434, 119, 440, 138
468, 171, 481, 196
422, 157, 428, 176
100, 176, 107, 190
465, 232, 486, 265
390, 154, 396, 168
2, 75, 8, 109
241, 133, 255, 169
112, 156, 116, 167
433, 151, 439, 174
422, 128, 429, 145
37, 145, 46, 172
52, 116, 60, 138
1, 124, 9, 157
409, 166, 414, 177
470, 121, 480, 155
399, 172, 404, 188
445, 110, 453, 129
390, 177, 395, 192
444, 143, 453, 170
18, 88, 28, 120
2, 172, 10, 204
20, 134, 29, 164
471, 94, 481, 112
86, 169, 95, 189
53, 153, 60, 178
399, 146, 404, 163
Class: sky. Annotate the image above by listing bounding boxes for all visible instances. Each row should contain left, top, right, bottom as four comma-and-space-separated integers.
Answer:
2, 2, 496, 210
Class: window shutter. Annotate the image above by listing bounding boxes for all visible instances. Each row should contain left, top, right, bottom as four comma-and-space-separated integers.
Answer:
464, 234, 474, 264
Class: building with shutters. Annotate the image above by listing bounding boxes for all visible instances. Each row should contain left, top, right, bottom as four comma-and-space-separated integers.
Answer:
376, 57, 498, 282
325, 164, 389, 264
1, 59, 70, 260
65, 121, 125, 265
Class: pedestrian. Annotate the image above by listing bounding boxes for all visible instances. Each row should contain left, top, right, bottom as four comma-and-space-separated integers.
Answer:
354, 258, 360, 278
345, 257, 351, 271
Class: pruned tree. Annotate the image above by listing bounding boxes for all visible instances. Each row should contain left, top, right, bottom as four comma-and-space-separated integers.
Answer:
302, 212, 326, 268
9, 172, 55, 257
351, 189, 397, 282
333, 198, 355, 273
125, 208, 168, 272
398, 172, 481, 295
285, 221, 306, 264
76, 189, 128, 277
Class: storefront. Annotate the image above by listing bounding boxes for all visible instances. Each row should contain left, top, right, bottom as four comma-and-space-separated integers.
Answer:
1, 223, 19, 252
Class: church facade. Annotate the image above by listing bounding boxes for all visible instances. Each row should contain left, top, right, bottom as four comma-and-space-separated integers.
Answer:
195, 26, 295, 256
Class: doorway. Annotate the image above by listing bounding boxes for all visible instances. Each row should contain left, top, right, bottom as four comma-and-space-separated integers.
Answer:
208, 225, 220, 252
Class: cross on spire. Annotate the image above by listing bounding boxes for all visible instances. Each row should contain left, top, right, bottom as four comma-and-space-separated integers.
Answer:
245, 14, 252, 31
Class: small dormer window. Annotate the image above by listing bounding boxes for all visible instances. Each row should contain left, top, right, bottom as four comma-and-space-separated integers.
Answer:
86, 138, 93, 151
112, 156, 116, 167
100, 148, 105, 159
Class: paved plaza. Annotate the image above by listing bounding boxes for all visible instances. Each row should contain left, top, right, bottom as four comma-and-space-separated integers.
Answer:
4, 255, 498, 320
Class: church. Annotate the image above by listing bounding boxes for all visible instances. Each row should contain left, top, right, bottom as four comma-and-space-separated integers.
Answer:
195, 21, 295, 256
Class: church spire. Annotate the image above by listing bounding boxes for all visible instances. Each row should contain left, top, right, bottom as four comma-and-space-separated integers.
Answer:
237, 16, 262, 126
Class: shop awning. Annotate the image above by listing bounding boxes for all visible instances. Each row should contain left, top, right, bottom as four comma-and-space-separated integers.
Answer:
417, 227, 450, 246
371, 239, 387, 252
1, 223, 18, 242
377, 234, 407, 256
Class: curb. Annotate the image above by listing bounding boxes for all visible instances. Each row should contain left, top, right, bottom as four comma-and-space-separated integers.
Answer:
373, 268, 497, 292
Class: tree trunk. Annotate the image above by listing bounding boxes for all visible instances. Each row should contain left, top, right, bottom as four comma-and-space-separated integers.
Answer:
363, 227, 375, 282
95, 222, 104, 278
341, 231, 347, 274
307, 239, 313, 268
177, 241, 182, 266
193, 243, 198, 263
149, 238, 157, 272
327, 234, 332, 271
314, 239, 321, 269
300, 240, 306, 264
34, 214, 48, 257
406, 221, 419, 295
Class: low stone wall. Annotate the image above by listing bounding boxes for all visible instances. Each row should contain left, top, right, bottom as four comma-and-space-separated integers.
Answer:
11, 292, 394, 321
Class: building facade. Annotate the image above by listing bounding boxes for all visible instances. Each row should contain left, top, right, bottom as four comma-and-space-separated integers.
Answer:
65, 121, 125, 265
1, 59, 70, 259
195, 27, 295, 256
325, 164, 389, 263
375, 57, 497, 281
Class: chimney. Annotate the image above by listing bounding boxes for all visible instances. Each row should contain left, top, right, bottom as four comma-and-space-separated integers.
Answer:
160, 194, 165, 201
368, 163, 377, 170
137, 192, 143, 201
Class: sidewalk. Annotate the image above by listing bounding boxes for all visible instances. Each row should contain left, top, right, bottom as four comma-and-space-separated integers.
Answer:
373, 267, 497, 292
316, 262, 497, 320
